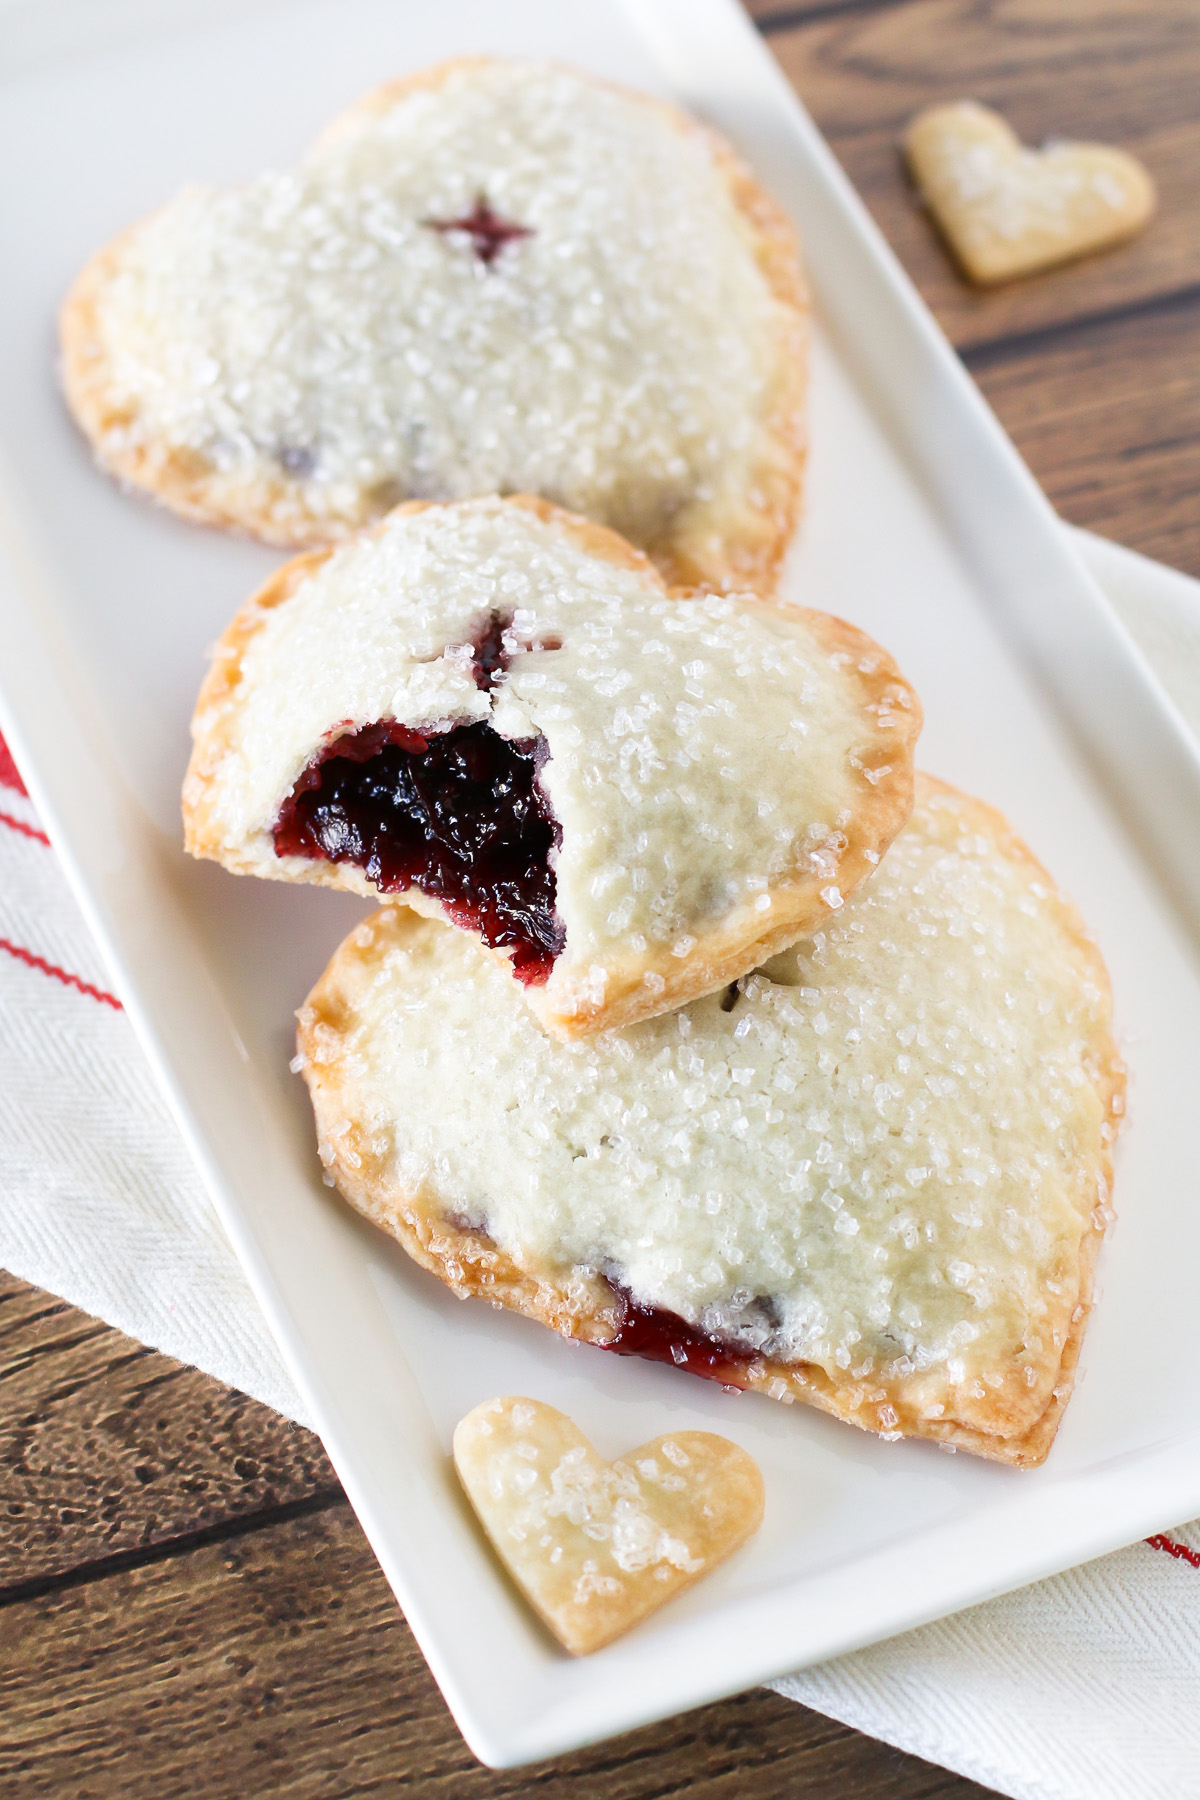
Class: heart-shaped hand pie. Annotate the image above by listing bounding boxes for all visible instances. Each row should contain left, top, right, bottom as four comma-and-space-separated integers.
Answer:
60, 57, 807, 595
453, 1397, 763, 1654
185, 495, 919, 1039
302, 774, 1122, 1466
905, 101, 1155, 285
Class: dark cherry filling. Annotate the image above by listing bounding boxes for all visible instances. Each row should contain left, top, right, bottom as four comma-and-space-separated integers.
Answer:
274, 615, 563, 982
602, 1289, 754, 1393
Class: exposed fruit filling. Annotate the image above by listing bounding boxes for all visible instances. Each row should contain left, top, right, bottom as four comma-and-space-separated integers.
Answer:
602, 1289, 754, 1392
274, 615, 563, 982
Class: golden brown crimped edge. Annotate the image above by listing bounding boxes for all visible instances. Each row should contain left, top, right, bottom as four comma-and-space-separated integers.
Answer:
297, 773, 1125, 1468
182, 493, 920, 1040
59, 56, 807, 597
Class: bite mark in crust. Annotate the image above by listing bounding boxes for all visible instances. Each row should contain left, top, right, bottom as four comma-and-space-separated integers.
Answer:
297, 774, 1124, 1467
183, 495, 920, 1039
60, 57, 807, 596
272, 714, 565, 985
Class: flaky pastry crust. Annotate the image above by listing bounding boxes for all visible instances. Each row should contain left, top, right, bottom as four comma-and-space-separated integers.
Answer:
183, 494, 920, 1039
298, 775, 1123, 1467
60, 57, 806, 596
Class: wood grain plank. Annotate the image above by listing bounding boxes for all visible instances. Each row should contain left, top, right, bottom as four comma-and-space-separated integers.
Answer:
0, 1273, 334, 1587
757, 0, 1200, 350
0, 1506, 989, 1799
746, 0, 907, 24
969, 289, 1200, 576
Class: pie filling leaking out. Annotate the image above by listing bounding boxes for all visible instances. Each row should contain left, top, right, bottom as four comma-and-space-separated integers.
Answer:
603, 1288, 754, 1393
272, 612, 564, 982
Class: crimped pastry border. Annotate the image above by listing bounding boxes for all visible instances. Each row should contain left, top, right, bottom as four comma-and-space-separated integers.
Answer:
297, 775, 1124, 1468
59, 56, 807, 597
182, 493, 920, 1040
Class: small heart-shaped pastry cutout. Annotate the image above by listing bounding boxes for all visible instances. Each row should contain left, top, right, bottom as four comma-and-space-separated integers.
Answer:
453, 1397, 764, 1654
905, 101, 1155, 285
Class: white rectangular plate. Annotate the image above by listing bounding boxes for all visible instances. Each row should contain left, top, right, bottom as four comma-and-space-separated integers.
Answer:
3, 0, 1200, 1769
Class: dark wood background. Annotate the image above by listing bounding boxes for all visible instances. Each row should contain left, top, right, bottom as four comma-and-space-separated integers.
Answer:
4, 3, 1199, 1794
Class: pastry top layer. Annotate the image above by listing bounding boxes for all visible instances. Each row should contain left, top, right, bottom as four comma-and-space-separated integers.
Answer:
63, 57, 806, 591
185, 497, 918, 1034
300, 776, 1122, 1434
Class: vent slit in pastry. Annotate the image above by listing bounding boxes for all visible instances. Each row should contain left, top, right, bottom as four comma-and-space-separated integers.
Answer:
422, 193, 534, 266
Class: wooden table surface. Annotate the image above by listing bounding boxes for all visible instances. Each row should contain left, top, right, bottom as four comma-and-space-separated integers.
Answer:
4, 4, 1199, 1795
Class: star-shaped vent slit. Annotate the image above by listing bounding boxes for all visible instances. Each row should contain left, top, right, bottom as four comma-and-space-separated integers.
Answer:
423, 194, 534, 267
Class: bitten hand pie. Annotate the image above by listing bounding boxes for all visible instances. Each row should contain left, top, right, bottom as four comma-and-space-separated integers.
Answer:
297, 775, 1123, 1466
60, 57, 806, 594
453, 1397, 763, 1655
184, 495, 919, 1038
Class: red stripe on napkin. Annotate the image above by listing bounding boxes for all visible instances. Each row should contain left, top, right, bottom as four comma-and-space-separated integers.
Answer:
0, 731, 27, 796
1146, 1534, 1200, 1569
0, 807, 50, 847
0, 936, 122, 1010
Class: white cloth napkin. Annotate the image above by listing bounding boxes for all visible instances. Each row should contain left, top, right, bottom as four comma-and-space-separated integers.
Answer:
1, 525, 1197, 1800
